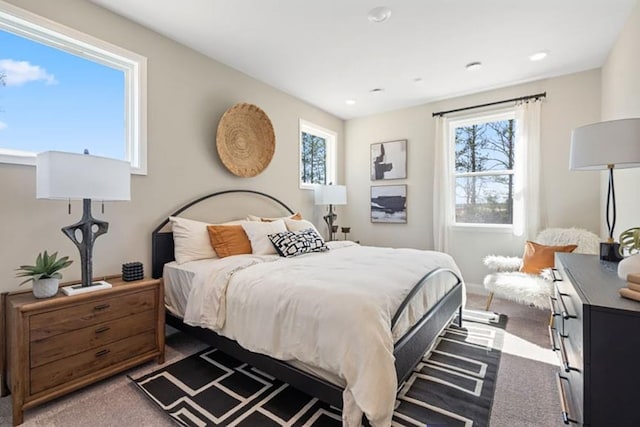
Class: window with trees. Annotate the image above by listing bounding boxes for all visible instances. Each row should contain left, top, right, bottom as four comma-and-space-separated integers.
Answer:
450, 110, 517, 226
0, 3, 147, 174
299, 119, 336, 189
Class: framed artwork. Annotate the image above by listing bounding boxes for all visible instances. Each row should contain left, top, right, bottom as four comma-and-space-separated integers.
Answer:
370, 139, 407, 180
371, 185, 407, 223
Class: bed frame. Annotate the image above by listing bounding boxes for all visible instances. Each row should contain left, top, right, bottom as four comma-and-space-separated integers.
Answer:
151, 189, 463, 411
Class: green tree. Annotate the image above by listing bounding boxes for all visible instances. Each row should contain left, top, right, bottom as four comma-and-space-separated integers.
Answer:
301, 132, 326, 184
455, 124, 489, 206
486, 119, 515, 222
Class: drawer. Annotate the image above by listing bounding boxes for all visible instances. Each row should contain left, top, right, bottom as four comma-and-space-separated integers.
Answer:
29, 289, 156, 341
556, 371, 583, 425
31, 309, 156, 368
554, 275, 584, 360
30, 330, 156, 395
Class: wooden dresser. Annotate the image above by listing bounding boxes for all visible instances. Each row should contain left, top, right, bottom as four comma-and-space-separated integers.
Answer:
1, 277, 165, 426
551, 253, 640, 426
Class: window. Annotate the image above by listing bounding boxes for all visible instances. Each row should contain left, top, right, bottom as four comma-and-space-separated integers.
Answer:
0, 2, 147, 174
299, 119, 336, 189
450, 110, 517, 226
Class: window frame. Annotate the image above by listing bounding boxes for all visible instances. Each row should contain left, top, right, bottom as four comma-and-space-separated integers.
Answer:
448, 108, 517, 229
0, 1, 148, 174
299, 119, 337, 190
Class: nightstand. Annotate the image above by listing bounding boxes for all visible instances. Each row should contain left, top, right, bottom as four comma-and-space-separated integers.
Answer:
1, 276, 165, 426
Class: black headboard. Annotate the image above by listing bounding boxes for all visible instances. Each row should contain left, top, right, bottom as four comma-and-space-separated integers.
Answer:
151, 190, 295, 279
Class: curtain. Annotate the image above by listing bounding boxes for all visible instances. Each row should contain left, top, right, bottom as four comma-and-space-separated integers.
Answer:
512, 99, 542, 239
433, 116, 451, 252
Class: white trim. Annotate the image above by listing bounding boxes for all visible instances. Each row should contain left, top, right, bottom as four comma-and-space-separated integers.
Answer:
0, 1, 148, 175
299, 119, 337, 190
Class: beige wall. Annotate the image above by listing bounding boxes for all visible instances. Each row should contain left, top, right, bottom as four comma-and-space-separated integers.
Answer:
601, 1, 640, 239
345, 70, 602, 286
0, 0, 344, 292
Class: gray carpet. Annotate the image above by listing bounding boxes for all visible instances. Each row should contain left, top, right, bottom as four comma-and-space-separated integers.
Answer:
0, 292, 563, 426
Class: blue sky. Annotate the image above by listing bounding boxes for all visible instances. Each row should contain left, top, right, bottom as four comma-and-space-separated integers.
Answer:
0, 29, 124, 159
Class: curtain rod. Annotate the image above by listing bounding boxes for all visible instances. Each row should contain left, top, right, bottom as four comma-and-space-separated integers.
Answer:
431, 92, 546, 117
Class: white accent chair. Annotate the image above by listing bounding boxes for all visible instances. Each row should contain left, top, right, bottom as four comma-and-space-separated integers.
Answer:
483, 228, 600, 310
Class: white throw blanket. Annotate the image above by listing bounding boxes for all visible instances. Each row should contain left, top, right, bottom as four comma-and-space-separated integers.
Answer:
184, 242, 463, 426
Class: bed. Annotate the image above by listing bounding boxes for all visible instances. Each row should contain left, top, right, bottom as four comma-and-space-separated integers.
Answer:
152, 190, 464, 426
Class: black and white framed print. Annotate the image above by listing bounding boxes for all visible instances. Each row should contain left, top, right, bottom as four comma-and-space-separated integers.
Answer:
370, 139, 407, 180
371, 185, 407, 223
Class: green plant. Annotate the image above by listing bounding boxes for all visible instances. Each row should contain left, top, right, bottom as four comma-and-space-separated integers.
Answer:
619, 227, 640, 257
15, 251, 73, 286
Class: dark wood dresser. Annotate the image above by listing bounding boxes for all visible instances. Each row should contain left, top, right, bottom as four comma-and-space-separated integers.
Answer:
551, 253, 640, 426
1, 277, 165, 425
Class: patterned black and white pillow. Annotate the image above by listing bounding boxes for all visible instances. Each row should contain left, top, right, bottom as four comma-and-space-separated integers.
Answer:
268, 228, 329, 257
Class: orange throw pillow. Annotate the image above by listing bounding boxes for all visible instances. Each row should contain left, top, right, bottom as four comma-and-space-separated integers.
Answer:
520, 241, 578, 274
207, 225, 252, 258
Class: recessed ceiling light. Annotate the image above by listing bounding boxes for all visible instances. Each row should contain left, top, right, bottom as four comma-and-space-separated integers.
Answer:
370, 88, 384, 94
529, 51, 548, 61
345, 99, 356, 105
465, 61, 482, 71
368, 7, 392, 23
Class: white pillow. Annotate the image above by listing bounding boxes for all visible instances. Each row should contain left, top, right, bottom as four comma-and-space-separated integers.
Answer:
284, 218, 320, 235
241, 219, 287, 255
169, 217, 217, 264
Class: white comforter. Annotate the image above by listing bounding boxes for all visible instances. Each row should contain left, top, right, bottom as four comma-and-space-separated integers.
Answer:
183, 242, 463, 426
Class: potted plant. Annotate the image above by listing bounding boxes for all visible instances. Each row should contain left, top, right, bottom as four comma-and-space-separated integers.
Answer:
15, 251, 73, 298
618, 227, 640, 280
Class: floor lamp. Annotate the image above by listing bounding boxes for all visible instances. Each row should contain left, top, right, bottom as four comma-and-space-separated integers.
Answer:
570, 118, 640, 261
314, 184, 347, 241
36, 151, 131, 295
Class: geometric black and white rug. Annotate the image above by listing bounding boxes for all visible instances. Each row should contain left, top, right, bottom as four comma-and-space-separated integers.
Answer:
131, 310, 506, 427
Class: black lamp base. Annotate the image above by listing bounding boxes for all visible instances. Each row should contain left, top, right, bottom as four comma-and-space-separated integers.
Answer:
600, 242, 623, 262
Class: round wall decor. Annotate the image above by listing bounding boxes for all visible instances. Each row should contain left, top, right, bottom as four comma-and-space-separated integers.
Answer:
216, 103, 275, 177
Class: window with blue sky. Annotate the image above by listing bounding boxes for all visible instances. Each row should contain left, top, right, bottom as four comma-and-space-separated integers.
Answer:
0, 3, 146, 173
0, 29, 125, 159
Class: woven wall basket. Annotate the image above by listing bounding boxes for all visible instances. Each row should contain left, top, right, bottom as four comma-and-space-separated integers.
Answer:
216, 103, 275, 177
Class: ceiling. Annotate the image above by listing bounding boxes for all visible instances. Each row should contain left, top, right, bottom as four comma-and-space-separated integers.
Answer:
90, 0, 637, 120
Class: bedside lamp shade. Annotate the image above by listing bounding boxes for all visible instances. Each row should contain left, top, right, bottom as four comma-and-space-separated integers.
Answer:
570, 118, 640, 171
36, 151, 130, 201
314, 184, 347, 206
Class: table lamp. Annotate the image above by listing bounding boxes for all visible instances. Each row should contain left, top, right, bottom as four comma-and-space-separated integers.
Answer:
36, 151, 131, 295
314, 184, 347, 241
570, 118, 640, 261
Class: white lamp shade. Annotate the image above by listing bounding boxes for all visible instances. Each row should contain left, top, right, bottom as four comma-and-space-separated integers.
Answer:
314, 185, 347, 205
36, 151, 131, 201
570, 118, 640, 170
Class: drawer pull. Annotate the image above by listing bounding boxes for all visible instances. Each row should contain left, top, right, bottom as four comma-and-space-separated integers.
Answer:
556, 373, 578, 424
557, 293, 577, 320
548, 325, 560, 351
549, 296, 561, 318
94, 303, 111, 311
557, 334, 579, 373
95, 349, 111, 357
94, 326, 110, 334
551, 268, 562, 282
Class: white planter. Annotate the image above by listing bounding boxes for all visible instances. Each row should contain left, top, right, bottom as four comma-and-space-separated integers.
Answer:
617, 254, 640, 281
32, 278, 59, 298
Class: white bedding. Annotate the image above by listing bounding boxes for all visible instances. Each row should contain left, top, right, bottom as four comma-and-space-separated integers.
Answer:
171, 241, 464, 426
